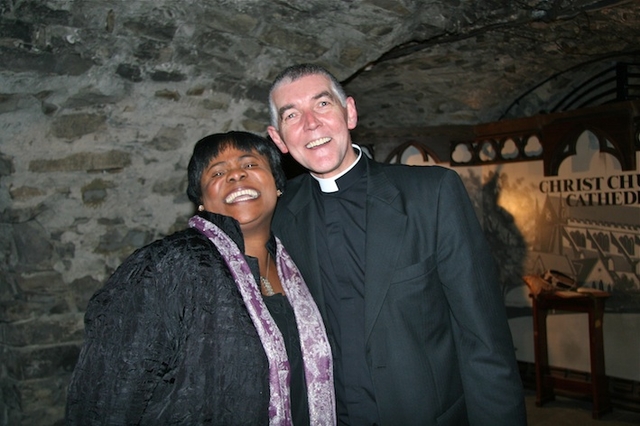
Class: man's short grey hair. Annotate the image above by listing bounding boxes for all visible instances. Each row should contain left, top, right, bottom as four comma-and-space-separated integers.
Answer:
268, 63, 348, 130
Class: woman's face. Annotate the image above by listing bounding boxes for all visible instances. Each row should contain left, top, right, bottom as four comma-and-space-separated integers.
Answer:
200, 146, 278, 234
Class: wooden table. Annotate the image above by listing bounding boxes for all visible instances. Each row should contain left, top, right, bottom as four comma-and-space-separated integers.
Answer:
530, 290, 612, 419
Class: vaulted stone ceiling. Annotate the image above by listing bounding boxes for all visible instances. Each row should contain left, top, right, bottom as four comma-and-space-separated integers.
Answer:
1, 0, 639, 129
346, 0, 640, 127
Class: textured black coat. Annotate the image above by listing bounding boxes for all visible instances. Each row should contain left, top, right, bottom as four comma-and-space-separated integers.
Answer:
66, 213, 270, 425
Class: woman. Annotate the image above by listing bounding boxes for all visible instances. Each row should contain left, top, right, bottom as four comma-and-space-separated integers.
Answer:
66, 131, 335, 425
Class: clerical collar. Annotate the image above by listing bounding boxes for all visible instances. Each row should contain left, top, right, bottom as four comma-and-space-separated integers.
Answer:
312, 145, 364, 193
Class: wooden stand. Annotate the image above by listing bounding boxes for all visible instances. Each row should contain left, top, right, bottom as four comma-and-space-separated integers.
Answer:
531, 291, 612, 419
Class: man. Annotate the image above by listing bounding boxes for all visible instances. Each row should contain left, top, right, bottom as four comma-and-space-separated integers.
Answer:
267, 63, 527, 426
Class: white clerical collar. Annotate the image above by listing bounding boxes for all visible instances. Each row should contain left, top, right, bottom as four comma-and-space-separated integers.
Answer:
311, 145, 362, 193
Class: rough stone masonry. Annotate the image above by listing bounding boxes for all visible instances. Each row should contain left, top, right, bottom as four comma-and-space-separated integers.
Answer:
1, 0, 639, 424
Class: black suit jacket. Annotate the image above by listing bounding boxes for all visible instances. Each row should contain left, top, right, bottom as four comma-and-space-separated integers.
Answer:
272, 157, 527, 426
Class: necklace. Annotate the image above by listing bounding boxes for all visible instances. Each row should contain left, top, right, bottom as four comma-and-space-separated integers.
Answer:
260, 252, 275, 296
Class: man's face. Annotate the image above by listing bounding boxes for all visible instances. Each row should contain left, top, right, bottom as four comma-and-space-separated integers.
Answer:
268, 74, 358, 179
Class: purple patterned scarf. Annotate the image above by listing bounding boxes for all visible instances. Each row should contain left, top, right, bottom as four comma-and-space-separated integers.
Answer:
189, 215, 335, 425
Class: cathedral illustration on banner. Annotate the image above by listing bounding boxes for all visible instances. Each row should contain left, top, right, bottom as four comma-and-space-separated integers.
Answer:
384, 99, 640, 383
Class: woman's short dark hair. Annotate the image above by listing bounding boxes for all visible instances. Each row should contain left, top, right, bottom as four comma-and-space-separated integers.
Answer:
186, 131, 286, 205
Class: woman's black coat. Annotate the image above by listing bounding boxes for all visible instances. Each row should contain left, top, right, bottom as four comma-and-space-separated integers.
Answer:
66, 213, 270, 425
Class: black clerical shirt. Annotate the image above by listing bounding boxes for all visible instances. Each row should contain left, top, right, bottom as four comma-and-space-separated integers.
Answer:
312, 152, 380, 425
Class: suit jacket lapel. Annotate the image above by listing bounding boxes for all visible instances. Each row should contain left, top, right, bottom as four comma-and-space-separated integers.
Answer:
277, 176, 328, 318
279, 164, 406, 339
364, 161, 407, 343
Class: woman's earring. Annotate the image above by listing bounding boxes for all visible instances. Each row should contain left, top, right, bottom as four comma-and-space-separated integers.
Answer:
276, 190, 283, 197
198, 205, 205, 212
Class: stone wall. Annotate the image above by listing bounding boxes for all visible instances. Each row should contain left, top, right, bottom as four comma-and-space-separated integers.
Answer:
2, 0, 638, 424
0, 66, 270, 424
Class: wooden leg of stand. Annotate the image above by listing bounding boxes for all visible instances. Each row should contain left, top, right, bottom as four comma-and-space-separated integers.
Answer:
532, 298, 554, 406
588, 300, 611, 419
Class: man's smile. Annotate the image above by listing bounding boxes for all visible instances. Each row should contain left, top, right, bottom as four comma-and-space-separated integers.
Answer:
306, 137, 331, 149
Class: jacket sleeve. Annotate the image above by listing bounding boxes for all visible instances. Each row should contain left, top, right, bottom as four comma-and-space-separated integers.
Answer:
434, 169, 527, 425
65, 246, 183, 425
